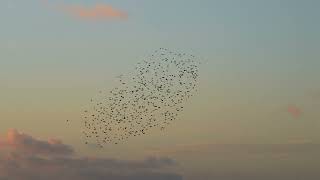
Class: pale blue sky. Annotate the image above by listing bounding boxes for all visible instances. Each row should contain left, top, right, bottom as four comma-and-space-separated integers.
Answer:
0, 1, 320, 179
1, 0, 320, 139
1, 0, 319, 86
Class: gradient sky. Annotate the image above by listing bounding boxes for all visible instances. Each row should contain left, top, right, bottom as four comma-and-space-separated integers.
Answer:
1, 0, 320, 179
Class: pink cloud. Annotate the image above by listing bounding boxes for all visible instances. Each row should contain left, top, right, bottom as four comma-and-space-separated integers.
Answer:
287, 105, 302, 118
0, 129, 181, 180
41, 1, 128, 20
63, 4, 128, 19
0, 129, 74, 156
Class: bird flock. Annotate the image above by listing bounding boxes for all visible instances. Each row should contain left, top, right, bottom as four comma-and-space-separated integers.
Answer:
82, 48, 201, 147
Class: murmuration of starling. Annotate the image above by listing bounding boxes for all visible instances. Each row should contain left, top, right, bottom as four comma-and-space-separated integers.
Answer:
82, 48, 201, 147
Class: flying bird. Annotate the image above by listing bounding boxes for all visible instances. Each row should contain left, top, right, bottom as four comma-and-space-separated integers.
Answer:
81, 48, 202, 147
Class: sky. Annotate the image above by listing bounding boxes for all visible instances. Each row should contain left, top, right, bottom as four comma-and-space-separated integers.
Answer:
0, 0, 320, 179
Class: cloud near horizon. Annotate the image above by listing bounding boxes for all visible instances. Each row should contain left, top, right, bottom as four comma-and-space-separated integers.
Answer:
0, 129, 182, 180
148, 142, 320, 180
148, 142, 320, 157
0, 129, 74, 156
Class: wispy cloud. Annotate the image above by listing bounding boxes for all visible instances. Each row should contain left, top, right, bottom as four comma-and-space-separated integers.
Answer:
148, 142, 320, 156
61, 4, 128, 20
147, 142, 320, 180
0, 129, 181, 180
287, 105, 302, 118
41, 1, 128, 20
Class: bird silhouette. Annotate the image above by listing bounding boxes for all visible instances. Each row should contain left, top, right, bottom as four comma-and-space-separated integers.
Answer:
81, 48, 201, 147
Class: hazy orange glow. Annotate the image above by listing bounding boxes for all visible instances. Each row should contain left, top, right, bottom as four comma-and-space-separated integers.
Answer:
63, 4, 128, 19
